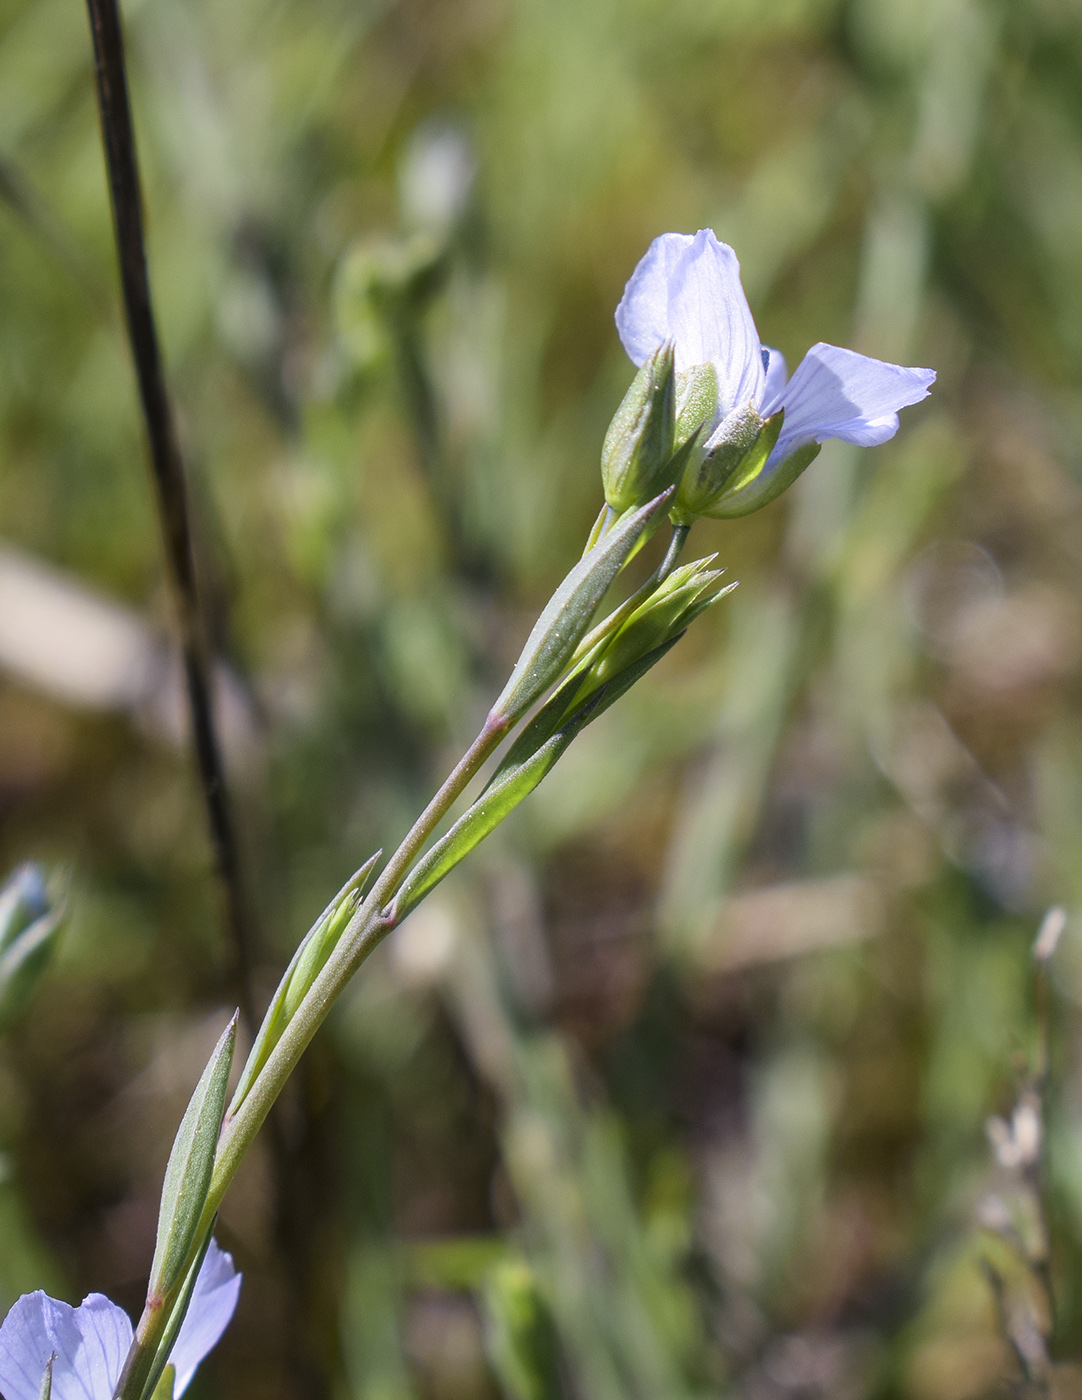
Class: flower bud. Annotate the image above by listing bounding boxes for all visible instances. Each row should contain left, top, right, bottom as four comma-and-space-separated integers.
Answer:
601, 344, 676, 513
578, 558, 732, 699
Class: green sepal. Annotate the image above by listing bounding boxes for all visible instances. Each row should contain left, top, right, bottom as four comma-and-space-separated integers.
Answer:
674, 363, 719, 448
601, 343, 676, 514
228, 852, 381, 1117
391, 636, 684, 923
147, 1019, 237, 1300
709, 408, 784, 504
492, 487, 674, 725
672, 402, 765, 523
37, 1355, 53, 1400
706, 438, 821, 518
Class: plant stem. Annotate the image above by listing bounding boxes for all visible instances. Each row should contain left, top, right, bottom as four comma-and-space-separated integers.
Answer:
205, 516, 690, 1207
220, 711, 505, 1155
84, 0, 258, 1029
119, 518, 682, 1393
207, 520, 691, 1208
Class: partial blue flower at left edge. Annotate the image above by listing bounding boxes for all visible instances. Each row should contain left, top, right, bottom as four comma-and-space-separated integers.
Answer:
0, 1240, 240, 1400
615, 229, 936, 521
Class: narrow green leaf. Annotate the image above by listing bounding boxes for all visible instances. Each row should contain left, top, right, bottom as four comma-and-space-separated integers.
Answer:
148, 1018, 237, 1300
581, 501, 612, 557
392, 636, 684, 923
392, 707, 596, 922
492, 487, 673, 724
228, 851, 380, 1117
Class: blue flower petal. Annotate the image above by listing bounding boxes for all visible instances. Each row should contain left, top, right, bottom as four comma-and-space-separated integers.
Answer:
615, 230, 765, 417
167, 1240, 241, 1397
761, 346, 788, 407
0, 1241, 240, 1400
0, 1290, 132, 1400
614, 232, 692, 369
66, 1296, 133, 1400
0, 1292, 70, 1400
665, 231, 764, 412
767, 342, 935, 465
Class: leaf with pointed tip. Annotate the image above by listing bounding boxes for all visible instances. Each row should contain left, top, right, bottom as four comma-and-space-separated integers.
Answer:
492, 488, 673, 724
228, 852, 380, 1116
392, 710, 596, 923
148, 1018, 237, 1300
392, 636, 685, 923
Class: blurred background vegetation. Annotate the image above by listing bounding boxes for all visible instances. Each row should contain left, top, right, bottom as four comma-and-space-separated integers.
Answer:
2, 0, 1082, 1395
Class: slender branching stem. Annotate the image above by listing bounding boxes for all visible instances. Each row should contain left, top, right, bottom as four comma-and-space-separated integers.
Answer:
201, 519, 692, 1206
84, 0, 257, 1029
118, 514, 686, 1395
117, 709, 513, 1394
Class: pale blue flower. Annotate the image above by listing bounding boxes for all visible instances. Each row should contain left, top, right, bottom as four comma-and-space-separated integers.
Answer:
615, 229, 935, 517
0, 1240, 240, 1400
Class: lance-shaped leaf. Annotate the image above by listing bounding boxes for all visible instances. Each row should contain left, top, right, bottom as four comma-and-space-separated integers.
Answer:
491, 487, 673, 725
227, 852, 380, 1118
601, 343, 676, 514
488, 559, 731, 772
148, 1018, 237, 1301
391, 637, 684, 923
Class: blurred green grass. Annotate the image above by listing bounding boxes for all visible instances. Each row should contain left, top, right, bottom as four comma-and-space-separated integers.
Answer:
3, 0, 1082, 1396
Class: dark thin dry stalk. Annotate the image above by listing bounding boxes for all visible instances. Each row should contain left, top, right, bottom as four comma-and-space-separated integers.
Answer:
83, 0, 257, 1030
85, 16, 340, 1397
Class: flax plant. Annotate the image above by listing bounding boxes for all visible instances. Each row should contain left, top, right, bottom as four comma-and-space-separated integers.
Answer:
0, 196, 932, 1398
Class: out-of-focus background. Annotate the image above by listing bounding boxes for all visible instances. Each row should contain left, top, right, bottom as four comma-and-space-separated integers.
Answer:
2, 0, 1082, 1395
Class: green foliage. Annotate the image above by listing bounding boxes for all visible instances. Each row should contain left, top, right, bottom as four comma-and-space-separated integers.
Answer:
148, 1016, 236, 1299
